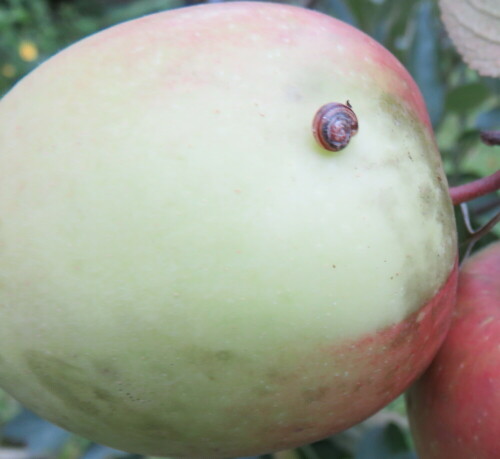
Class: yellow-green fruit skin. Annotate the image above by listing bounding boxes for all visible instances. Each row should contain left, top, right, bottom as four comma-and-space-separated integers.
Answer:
0, 2, 457, 458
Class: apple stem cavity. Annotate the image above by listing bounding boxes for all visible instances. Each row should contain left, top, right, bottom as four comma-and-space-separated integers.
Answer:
449, 170, 500, 206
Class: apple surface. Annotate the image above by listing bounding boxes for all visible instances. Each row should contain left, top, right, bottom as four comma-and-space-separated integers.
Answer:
0, 2, 457, 458
407, 242, 500, 458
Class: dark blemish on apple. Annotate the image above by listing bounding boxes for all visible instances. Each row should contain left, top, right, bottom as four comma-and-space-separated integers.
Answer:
93, 387, 115, 402
181, 346, 242, 381
253, 384, 274, 397
388, 315, 421, 351
186, 346, 238, 364
419, 185, 433, 207
25, 350, 103, 417
302, 386, 329, 403
267, 368, 292, 384
380, 91, 456, 246
125, 392, 145, 403
379, 93, 435, 163
25, 353, 192, 447
93, 359, 120, 379
214, 350, 235, 361
289, 423, 315, 434
353, 381, 363, 393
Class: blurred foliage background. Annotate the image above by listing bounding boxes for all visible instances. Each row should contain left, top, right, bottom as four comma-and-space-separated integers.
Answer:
0, 0, 498, 458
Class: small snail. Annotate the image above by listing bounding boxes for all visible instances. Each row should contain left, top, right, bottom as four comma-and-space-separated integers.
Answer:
312, 101, 358, 151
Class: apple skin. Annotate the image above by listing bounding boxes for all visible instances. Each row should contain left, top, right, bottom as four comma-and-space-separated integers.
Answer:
0, 2, 457, 458
407, 242, 500, 459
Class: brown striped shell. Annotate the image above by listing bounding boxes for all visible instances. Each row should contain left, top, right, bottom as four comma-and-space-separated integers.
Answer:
312, 102, 358, 151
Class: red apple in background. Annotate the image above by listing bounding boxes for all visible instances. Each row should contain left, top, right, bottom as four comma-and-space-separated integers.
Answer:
0, 2, 457, 458
407, 242, 500, 458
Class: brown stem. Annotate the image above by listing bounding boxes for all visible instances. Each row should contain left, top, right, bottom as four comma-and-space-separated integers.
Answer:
449, 170, 500, 205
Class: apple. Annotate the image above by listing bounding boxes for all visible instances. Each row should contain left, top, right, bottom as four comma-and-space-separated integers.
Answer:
406, 242, 500, 458
0, 2, 458, 458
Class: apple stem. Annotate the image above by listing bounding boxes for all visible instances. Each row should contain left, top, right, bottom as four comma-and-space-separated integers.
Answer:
449, 170, 500, 205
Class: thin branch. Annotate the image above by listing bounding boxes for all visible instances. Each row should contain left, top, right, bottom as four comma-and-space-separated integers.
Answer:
460, 204, 500, 261
449, 170, 500, 205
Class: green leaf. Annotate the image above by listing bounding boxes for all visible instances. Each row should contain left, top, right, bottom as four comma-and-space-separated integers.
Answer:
462, 142, 500, 177
439, 0, 500, 77
347, 0, 377, 32
409, 1, 444, 126
383, 423, 408, 453
445, 83, 490, 114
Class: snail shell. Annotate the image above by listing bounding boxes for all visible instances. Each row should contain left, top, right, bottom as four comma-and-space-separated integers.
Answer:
312, 102, 359, 151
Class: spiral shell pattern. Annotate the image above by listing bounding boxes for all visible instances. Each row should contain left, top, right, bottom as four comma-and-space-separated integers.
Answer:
312, 102, 359, 151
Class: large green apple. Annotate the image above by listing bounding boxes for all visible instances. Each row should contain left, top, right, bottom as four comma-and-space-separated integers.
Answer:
0, 2, 457, 458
